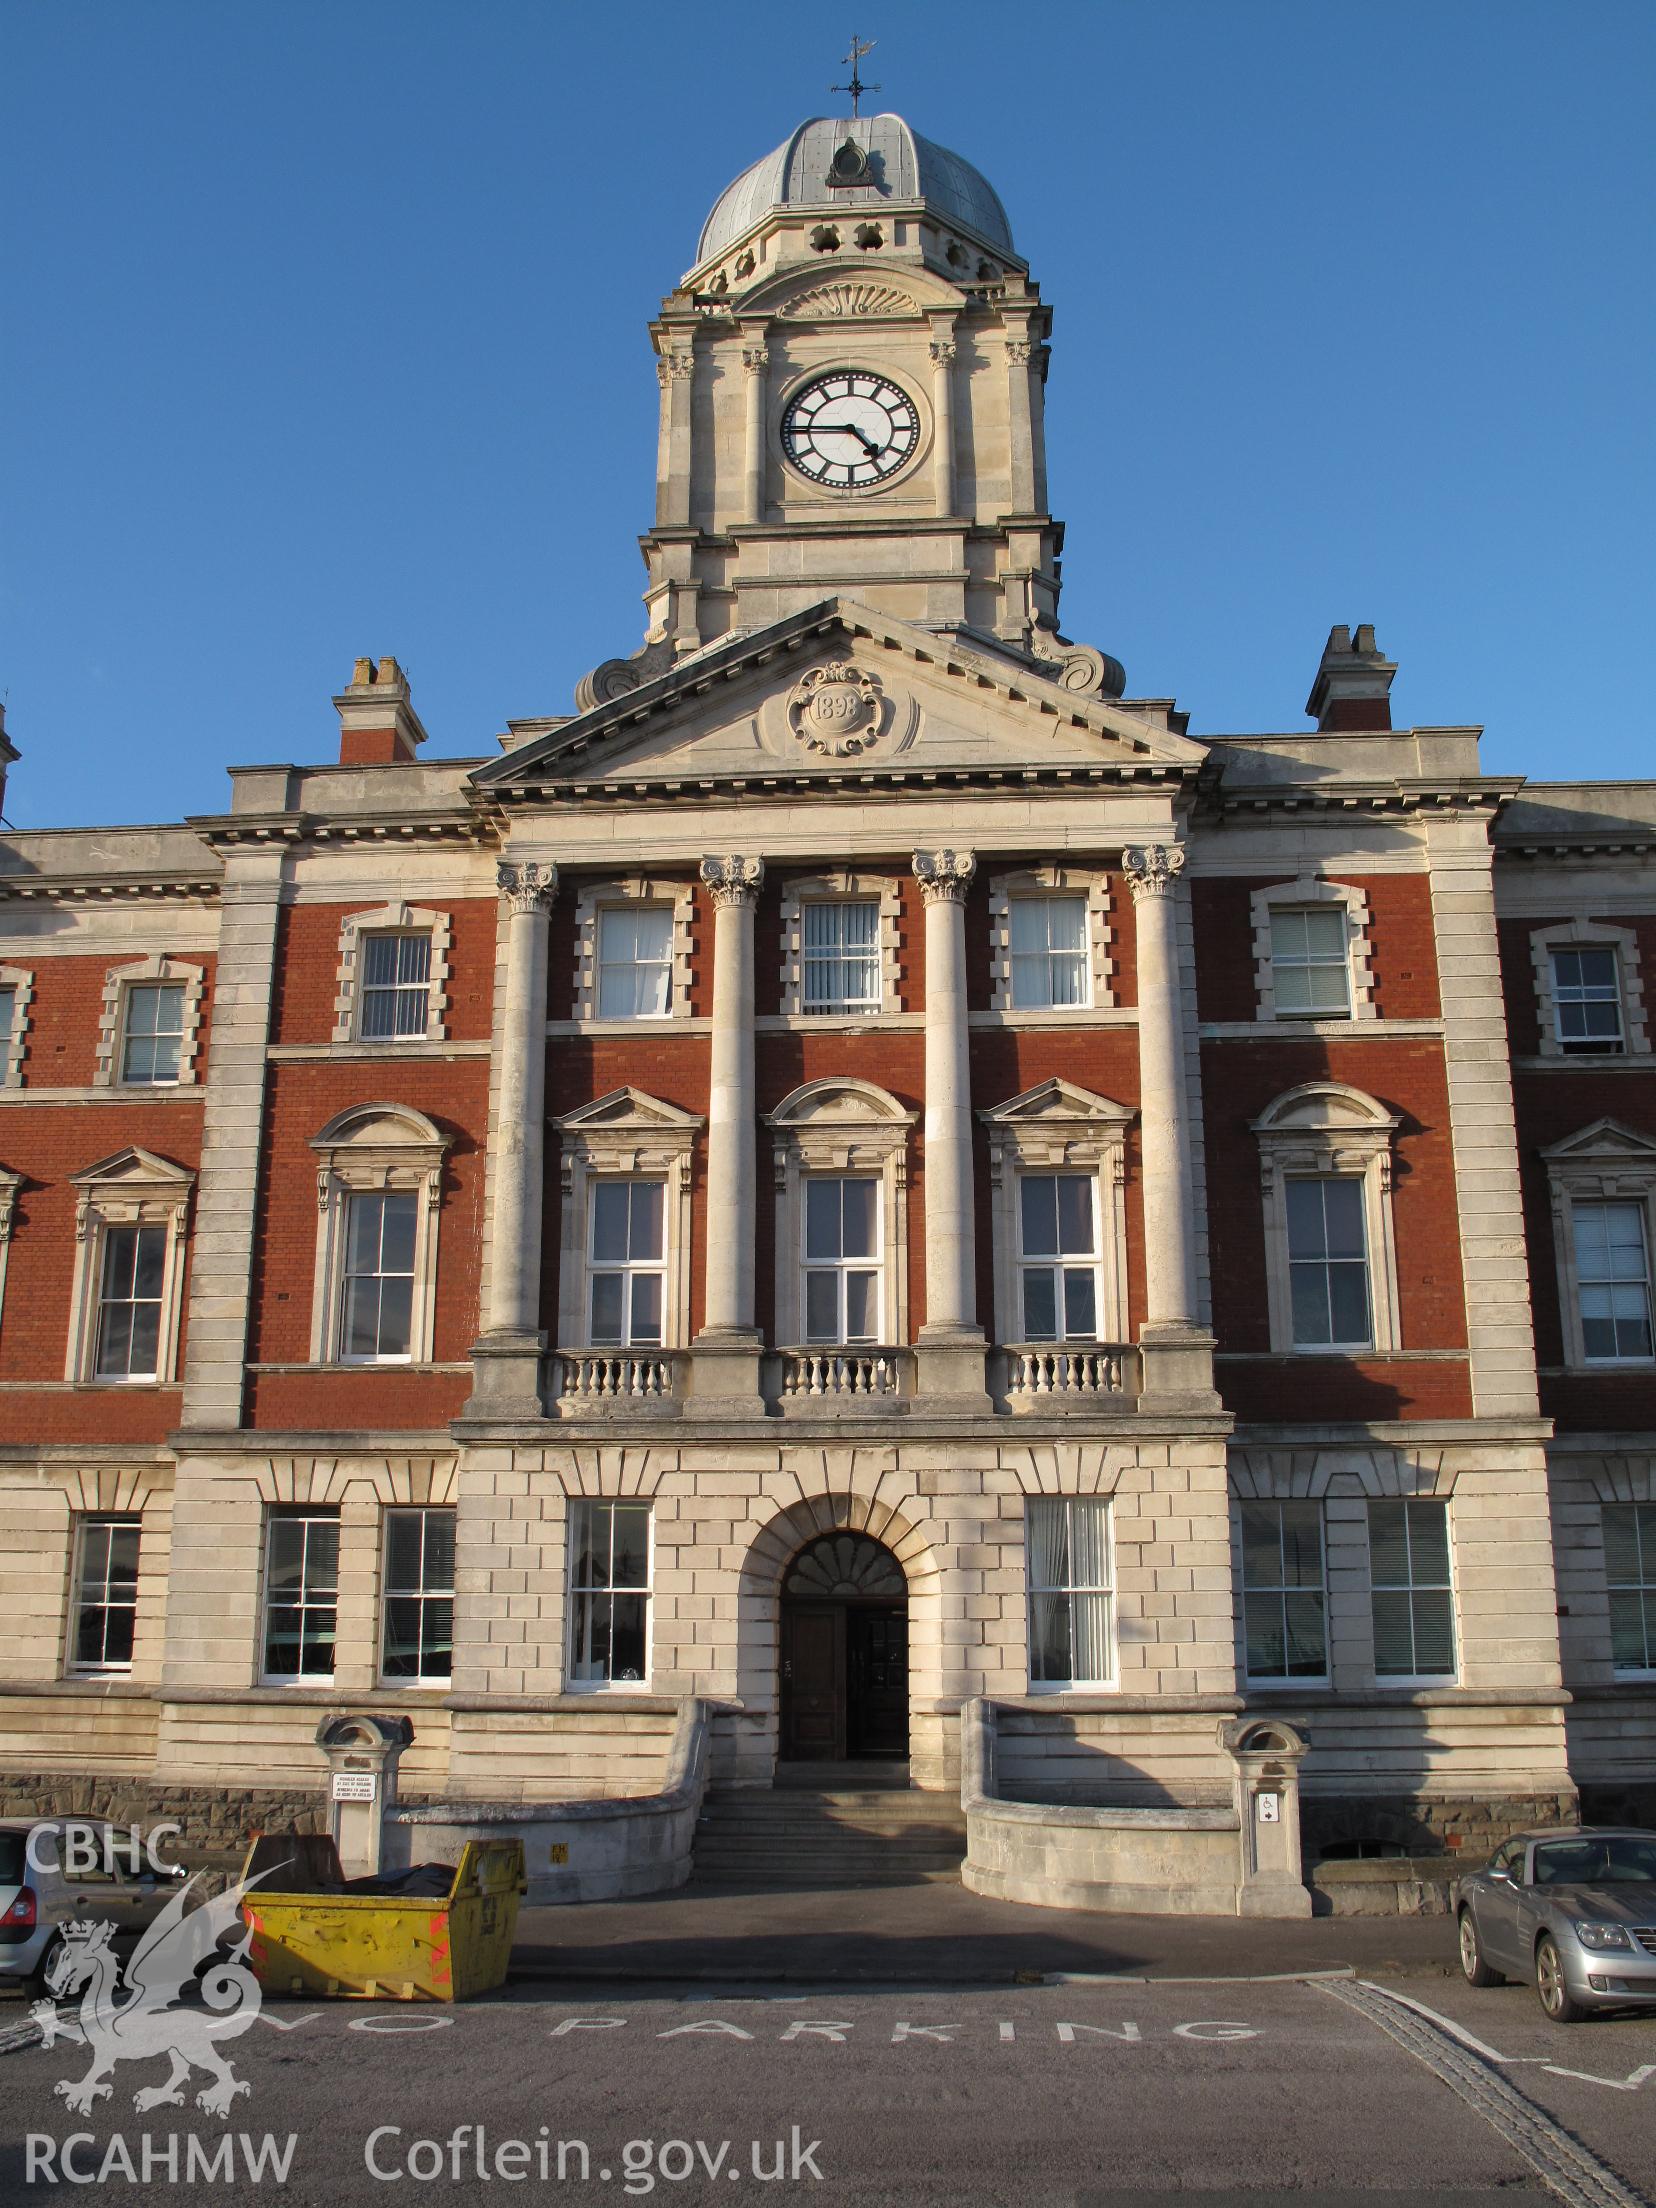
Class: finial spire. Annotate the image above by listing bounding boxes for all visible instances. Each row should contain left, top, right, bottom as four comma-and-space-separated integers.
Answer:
830, 32, 880, 117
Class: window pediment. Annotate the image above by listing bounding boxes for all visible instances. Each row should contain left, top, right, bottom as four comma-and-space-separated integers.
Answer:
70, 1147, 195, 1228
555, 1087, 704, 1138
980, 1077, 1135, 1135
309, 1104, 450, 1190
1540, 1118, 1656, 1171
1251, 1086, 1401, 1354
767, 1078, 916, 1132
66, 1149, 194, 1385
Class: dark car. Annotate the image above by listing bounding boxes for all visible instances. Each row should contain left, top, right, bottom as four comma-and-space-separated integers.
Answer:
1456, 1826, 1656, 2022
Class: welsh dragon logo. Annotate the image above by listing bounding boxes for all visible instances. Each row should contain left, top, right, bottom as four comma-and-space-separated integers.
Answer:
31, 1870, 268, 2117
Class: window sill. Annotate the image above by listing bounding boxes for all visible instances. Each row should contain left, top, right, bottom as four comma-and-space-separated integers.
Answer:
1244, 1676, 1332, 1691
757, 1012, 920, 1033
972, 1006, 1135, 1028
1201, 1018, 1445, 1040
561, 1681, 656, 1696
1024, 1680, 1117, 1697
546, 1017, 708, 1037
0, 1085, 206, 1105
249, 1362, 472, 1376
268, 1041, 489, 1061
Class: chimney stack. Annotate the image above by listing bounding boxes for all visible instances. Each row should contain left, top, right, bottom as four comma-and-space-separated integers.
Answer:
1305, 623, 1396, 732
333, 657, 429, 765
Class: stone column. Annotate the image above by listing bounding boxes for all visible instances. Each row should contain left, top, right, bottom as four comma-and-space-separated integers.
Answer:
929, 334, 957, 517
689, 853, 766, 1409
741, 340, 768, 526
1004, 329, 1039, 515
1123, 843, 1217, 1408
465, 859, 555, 1418
656, 345, 694, 529
912, 848, 989, 1407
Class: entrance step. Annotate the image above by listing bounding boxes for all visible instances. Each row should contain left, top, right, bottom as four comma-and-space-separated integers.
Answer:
693, 1786, 968, 1889
773, 1760, 912, 1791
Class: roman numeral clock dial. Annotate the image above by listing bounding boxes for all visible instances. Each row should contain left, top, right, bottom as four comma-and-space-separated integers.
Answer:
780, 371, 919, 488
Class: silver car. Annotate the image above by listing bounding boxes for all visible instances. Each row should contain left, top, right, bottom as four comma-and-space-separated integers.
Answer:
1456, 1826, 1656, 2022
0, 1817, 182, 1997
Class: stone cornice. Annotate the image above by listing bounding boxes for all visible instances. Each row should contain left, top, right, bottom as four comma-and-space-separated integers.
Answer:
0, 870, 221, 902
185, 808, 486, 853
1205, 777, 1522, 822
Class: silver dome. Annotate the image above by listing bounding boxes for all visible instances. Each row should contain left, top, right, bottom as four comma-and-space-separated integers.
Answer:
696, 114, 1015, 267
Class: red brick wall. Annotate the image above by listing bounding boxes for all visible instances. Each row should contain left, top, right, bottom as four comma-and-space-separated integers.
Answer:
18, 951, 217, 1088
0, 1100, 205, 1442
1192, 875, 1440, 1023
245, 1059, 488, 1428
1215, 1357, 1473, 1422
1512, 1063, 1656, 1431
543, 1033, 712, 1341
1201, 1032, 1469, 1419
969, 1026, 1146, 1338
269, 901, 497, 1046
1498, 912, 1656, 1060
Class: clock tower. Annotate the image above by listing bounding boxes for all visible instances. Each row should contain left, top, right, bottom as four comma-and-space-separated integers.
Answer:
577, 112, 1124, 709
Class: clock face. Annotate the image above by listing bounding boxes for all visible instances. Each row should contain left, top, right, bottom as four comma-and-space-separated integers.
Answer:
780, 370, 920, 489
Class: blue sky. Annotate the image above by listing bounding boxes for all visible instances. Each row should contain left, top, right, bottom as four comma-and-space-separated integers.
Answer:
5, 0, 1652, 828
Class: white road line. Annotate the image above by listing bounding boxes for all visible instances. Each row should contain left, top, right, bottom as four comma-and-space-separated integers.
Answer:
1042, 1967, 1357, 1987
1544, 2065, 1656, 2095
1320, 1978, 1648, 2208
1354, 1980, 1546, 2065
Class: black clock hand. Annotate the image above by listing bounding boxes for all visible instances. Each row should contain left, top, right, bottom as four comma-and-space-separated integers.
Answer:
817, 419, 884, 458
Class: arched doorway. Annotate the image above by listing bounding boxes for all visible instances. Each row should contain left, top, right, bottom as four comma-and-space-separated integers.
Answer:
779, 1532, 908, 1764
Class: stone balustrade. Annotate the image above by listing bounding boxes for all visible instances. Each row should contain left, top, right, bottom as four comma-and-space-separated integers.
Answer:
777, 1347, 910, 1403
1003, 1344, 1134, 1405
555, 1350, 685, 1407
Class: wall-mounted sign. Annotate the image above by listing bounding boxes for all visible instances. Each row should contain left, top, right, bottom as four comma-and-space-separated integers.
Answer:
331, 1771, 377, 1803
1256, 1792, 1281, 1824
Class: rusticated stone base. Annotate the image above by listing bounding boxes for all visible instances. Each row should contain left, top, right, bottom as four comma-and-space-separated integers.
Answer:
1300, 1790, 1578, 1863
0, 1774, 330, 1856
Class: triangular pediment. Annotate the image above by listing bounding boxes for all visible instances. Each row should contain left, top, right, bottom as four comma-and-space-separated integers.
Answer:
69, 1145, 195, 1192
978, 1077, 1136, 1129
473, 600, 1207, 798
1541, 1117, 1656, 1164
552, 1087, 704, 1135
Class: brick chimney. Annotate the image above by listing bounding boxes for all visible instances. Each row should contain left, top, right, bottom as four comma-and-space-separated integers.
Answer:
333, 657, 429, 765
1305, 623, 1396, 732
0, 704, 19, 821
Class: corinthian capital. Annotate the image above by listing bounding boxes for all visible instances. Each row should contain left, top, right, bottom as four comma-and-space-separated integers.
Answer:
912, 848, 977, 904
497, 860, 557, 914
1122, 844, 1186, 901
700, 854, 764, 907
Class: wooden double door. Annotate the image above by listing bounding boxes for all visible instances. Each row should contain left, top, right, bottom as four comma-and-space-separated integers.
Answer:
779, 1600, 909, 1761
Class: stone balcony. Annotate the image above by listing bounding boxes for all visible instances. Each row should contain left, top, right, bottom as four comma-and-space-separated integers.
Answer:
544, 1339, 1157, 1420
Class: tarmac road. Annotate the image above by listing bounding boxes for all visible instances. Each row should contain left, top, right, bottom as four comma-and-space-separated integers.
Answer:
4, 1975, 1655, 2207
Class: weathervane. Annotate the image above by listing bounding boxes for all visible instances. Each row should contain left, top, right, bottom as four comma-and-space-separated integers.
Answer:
830, 33, 880, 117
